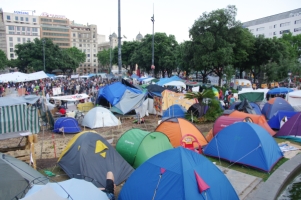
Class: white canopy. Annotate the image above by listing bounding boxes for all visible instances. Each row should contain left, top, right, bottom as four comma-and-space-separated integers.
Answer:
50, 94, 89, 102
288, 90, 301, 111
0, 71, 48, 83
71, 74, 79, 79
163, 80, 186, 88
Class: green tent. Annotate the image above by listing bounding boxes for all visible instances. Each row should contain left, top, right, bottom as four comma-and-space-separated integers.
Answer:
238, 92, 264, 102
116, 128, 173, 168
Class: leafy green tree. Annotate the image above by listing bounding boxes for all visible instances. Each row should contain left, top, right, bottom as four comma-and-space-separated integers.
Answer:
62, 47, 85, 72
121, 41, 140, 73
189, 5, 250, 86
97, 49, 111, 73
6, 59, 19, 68
0, 49, 7, 70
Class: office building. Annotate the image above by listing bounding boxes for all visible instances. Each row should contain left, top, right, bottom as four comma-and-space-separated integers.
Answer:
3, 11, 40, 59
70, 21, 98, 74
243, 8, 301, 38
39, 12, 70, 48
0, 9, 7, 55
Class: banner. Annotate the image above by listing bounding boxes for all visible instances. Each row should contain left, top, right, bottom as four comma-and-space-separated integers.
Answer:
52, 87, 61, 95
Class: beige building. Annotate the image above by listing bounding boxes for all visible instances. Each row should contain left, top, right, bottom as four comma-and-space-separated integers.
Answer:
39, 13, 70, 48
3, 11, 40, 60
0, 9, 7, 55
70, 22, 98, 74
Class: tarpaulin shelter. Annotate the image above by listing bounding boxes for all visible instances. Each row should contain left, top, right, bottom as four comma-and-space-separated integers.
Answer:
111, 89, 146, 115
187, 103, 208, 118
161, 90, 197, 110
0, 153, 48, 200
116, 129, 173, 168
162, 104, 187, 120
163, 80, 186, 88
267, 87, 294, 95
0, 71, 48, 83
287, 90, 301, 111
229, 100, 261, 115
146, 84, 177, 97
204, 122, 283, 172
238, 91, 264, 102
53, 117, 81, 134
229, 111, 275, 136
275, 112, 301, 143
155, 117, 208, 147
130, 74, 139, 79
268, 111, 298, 129
22, 178, 108, 200
262, 97, 294, 120
0, 96, 40, 134
119, 147, 239, 200
81, 107, 120, 128
58, 131, 134, 188
212, 116, 245, 138
156, 75, 182, 86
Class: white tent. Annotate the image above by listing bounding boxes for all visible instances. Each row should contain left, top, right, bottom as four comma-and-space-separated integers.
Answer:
81, 107, 120, 128
288, 90, 301, 111
163, 81, 186, 88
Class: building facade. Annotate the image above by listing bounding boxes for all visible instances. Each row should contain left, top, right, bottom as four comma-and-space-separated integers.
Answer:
39, 12, 70, 48
243, 8, 301, 38
0, 9, 7, 55
3, 11, 40, 60
70, 22, 98, 74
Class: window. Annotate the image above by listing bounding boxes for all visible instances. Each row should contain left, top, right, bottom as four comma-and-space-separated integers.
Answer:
27, 27, 30, 31
294, 27, 301, 32
73, 39, 76, 42
83, 44, 86, 47
25, 17, 28, 22
87, 59, 90, 62
93, 49, 96, 52
73, 43, 76, 47
10, 53, 14, 58
274, 24, 276, 28
22, 38, 26, 43
17, 27, 21, 31
273, 32, 276, 35
73, 33, 76, 37
280, 22, 290, 27
10, 48, 13, 52
33, 18, 36, 22
93, 44, 96, 47
93, 54, 96, 57
256, 27, 264, 31
280, 29, 290, 34
27, 38, 30, 42
20, 17, 24, 21
7, 15, 11, 20
9, 26, 14, 31
15, 16, 18, 20
32, 28, 38, 32
32, 33, 38, 36
87, 54, 90, 57
9, 37, 13, 41
87, 44, 90, 47
10, 43, 13, 47
17, 37, 21, 42
87, 49, 90, 53
295, 20, 301, 24
22, 27, 25, 31
93, 59, 96, 62
79, 44, 82, 47
249, 29, 254, 32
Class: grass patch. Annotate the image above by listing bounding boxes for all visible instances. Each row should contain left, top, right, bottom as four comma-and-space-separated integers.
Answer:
38, 165, 69, 182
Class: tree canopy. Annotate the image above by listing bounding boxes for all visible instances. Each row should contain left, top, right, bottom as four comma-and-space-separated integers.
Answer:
0, 49, 7, 70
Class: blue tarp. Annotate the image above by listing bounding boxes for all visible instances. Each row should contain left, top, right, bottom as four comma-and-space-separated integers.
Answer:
267, 87, 293, 95
156, 76, 182, 86
53, 117, 81, 134
162, 104, 187, 119
268, 110, 298, 129
262, 97, 295, 120
204, 122, 283, 172
119, 147, 239, 200
98, 82, 143, 106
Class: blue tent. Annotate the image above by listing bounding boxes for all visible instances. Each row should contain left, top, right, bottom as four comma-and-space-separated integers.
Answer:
204, 122, 283, 172
119, 147, 239, 200
162, 104, 187, 119
229, 102, 262, 115
268, 110, 298, 129
156, 76, 182, 86
97, 82, 142, 106
267, 87, 293, 95
53, 117, 81, 134
262, 97, 295, 120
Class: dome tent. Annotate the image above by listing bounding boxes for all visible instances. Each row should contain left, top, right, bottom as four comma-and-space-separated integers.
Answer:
119, 147, 239, 200
116, 129, 173, 168
204, 122, 283, 172
162, 104, 186, 120
81, 107, 120, 128
262, 97, 294, 120
53, 117, 81, 134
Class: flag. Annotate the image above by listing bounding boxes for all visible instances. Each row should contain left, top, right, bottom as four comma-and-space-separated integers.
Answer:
194, 171, 210, 193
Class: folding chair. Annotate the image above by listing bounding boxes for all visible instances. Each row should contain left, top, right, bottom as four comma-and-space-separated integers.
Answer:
180, 134, 203, 154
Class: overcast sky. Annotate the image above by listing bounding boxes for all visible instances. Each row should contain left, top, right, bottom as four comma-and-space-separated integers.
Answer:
2, 0, 300, 43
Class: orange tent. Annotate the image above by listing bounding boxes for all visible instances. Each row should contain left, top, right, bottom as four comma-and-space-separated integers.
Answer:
206, 129, 214, 142
155, 117, 208, 147
229, 111, 276, 136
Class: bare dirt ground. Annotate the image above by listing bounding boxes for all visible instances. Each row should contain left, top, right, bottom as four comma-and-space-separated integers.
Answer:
0, 115, 213, 198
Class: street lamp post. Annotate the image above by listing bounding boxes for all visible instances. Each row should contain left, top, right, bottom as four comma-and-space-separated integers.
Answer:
109, 34, 112, 74
42, 39, 45, 72
117, 0, 122, 80
151, 4, 155, 77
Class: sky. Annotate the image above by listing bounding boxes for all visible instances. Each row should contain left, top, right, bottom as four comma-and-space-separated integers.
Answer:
1, 0, 300, 43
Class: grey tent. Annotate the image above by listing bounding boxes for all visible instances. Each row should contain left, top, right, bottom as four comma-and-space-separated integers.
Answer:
0, 153, 48, 200
111, 89, 146, 115
58, 131, 134, 188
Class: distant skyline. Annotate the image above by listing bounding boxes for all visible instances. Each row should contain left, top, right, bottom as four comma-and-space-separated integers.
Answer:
1, 0, 300, 43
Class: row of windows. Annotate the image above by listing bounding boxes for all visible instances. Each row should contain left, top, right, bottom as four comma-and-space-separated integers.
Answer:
295, 27, 301, 32
85, 59, 97, 62
256, 20, 301, 31
8, 32, 38, 36
9, 37, 32, 42
42, 27, 69, 32
72, 39, 97, 43
280, 22, 290, 27
43, 32, 69, 37
41, 18, 52, 22
47, 37, 70, 41
73, 33, 96, 38
6, 15, 36, 23
76, 44, 97, 48
56, 43, 70, 46
53, 19, 68, 24
8, 26, 38, 32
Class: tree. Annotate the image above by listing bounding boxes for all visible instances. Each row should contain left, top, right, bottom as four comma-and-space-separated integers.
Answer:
97, 49, 110, 72
62, 47, 86, 73
189, 5, 249, 86
0, 49, 7, 70
121, 41, 140, 74
6, 59, 19, 68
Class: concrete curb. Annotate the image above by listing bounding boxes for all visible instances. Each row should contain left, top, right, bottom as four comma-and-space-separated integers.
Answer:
245, 153, 301, 200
